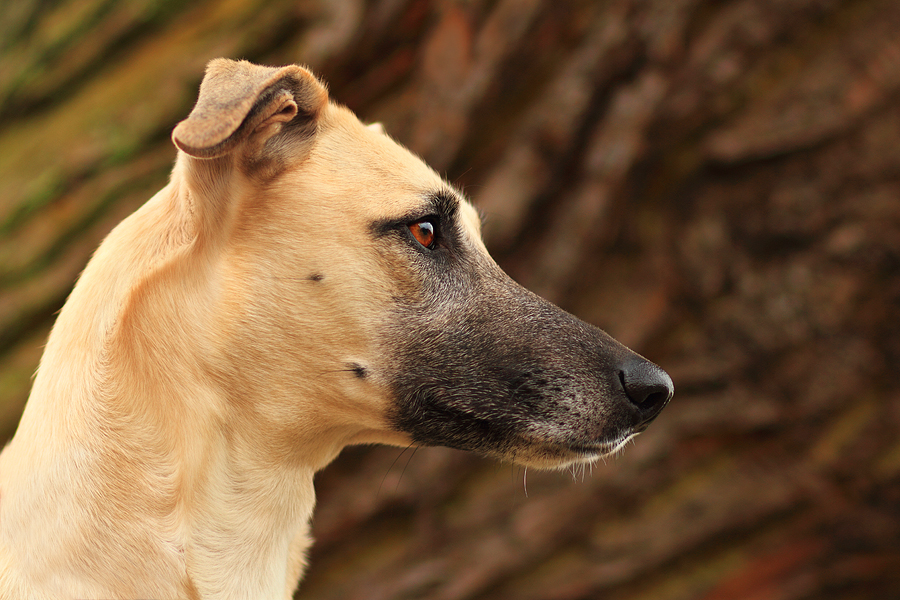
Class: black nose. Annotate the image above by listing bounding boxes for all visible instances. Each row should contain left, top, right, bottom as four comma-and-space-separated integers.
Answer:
619, 358, 674, 425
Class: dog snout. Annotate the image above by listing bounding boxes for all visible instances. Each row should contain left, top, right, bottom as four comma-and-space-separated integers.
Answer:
618, 358, 674, 427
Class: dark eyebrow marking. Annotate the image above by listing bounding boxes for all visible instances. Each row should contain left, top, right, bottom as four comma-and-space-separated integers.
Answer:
431, 188, 460, 221
440, 185, 485, 229
370, 187, 461, 238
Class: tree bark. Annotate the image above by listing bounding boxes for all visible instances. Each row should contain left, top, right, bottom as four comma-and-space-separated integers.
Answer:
1, 0, 898, 598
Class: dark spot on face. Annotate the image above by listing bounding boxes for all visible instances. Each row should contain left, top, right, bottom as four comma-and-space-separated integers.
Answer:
348, 363, 367, 378
308, 273, 324, 282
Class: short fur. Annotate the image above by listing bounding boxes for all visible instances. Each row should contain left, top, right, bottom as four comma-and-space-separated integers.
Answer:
0, 59, 672, 598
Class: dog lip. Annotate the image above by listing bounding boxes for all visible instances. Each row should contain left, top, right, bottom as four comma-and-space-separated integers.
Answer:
566, 444, 605, 457
569, 443, 615, 454
566, 431, 639, 458
632, 421, 651, 434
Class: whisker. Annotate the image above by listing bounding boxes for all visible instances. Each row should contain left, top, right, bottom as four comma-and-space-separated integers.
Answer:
452, 166, 474, 187
262, 277, 323, 283
523, 467, 529, 498
316, 368, 360, 377
378, 444, 415, 498
396, 446, 420, 492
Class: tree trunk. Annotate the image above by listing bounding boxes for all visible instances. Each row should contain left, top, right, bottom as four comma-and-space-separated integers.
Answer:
1, 0, 897, 598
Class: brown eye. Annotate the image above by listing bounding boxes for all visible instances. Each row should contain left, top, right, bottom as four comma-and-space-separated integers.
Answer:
408, 219, 436, 249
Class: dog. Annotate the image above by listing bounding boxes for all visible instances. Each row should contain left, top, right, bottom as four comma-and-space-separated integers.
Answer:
0, 59, 673, 599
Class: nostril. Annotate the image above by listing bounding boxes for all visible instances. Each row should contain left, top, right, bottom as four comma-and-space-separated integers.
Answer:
618, 360, 674, 419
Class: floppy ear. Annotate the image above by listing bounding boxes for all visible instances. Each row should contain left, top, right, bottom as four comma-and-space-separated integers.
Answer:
172, 58, 328, 160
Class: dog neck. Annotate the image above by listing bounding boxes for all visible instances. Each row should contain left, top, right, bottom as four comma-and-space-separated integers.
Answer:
0, 172, 341, 598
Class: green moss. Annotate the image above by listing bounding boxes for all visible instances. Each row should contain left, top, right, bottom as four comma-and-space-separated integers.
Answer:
0, 167, 65, 237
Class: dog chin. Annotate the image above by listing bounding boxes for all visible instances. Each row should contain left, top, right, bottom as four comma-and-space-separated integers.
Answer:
566, 433, 638, 463
502, 431, 641, 470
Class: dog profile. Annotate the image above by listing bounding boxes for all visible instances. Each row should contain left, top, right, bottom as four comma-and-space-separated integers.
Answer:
0, 59, 673, 599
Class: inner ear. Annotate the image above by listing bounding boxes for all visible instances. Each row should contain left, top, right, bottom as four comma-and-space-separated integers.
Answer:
248, 90, 298, 141
276, 103, 298, 119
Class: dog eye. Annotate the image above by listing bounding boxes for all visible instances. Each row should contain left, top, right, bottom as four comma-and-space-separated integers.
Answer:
408, 219, 436, 249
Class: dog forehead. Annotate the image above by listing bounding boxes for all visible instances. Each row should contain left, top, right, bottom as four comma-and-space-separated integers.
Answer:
309, 105, 471, 216
342, 110, 440, 183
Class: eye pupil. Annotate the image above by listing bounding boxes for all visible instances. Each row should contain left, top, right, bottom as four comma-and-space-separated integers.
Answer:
409, 220, 436, 249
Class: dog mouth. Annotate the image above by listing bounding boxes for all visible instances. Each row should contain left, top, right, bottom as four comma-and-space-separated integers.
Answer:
566, 434, 638, 461
506, 428, 644, 469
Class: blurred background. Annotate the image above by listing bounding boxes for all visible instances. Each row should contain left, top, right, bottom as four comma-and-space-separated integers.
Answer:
1, 0, 899, 598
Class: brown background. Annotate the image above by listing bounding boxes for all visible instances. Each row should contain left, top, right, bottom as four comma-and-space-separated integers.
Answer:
1, 0, 898, 598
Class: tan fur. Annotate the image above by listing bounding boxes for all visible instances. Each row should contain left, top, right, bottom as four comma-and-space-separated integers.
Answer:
0, 60, 464, 599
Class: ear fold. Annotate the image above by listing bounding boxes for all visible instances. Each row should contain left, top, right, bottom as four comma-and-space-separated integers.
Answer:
172, 58, 328, 159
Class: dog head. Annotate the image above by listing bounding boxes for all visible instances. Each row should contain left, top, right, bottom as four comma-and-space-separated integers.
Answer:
171, 59, 673, 470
